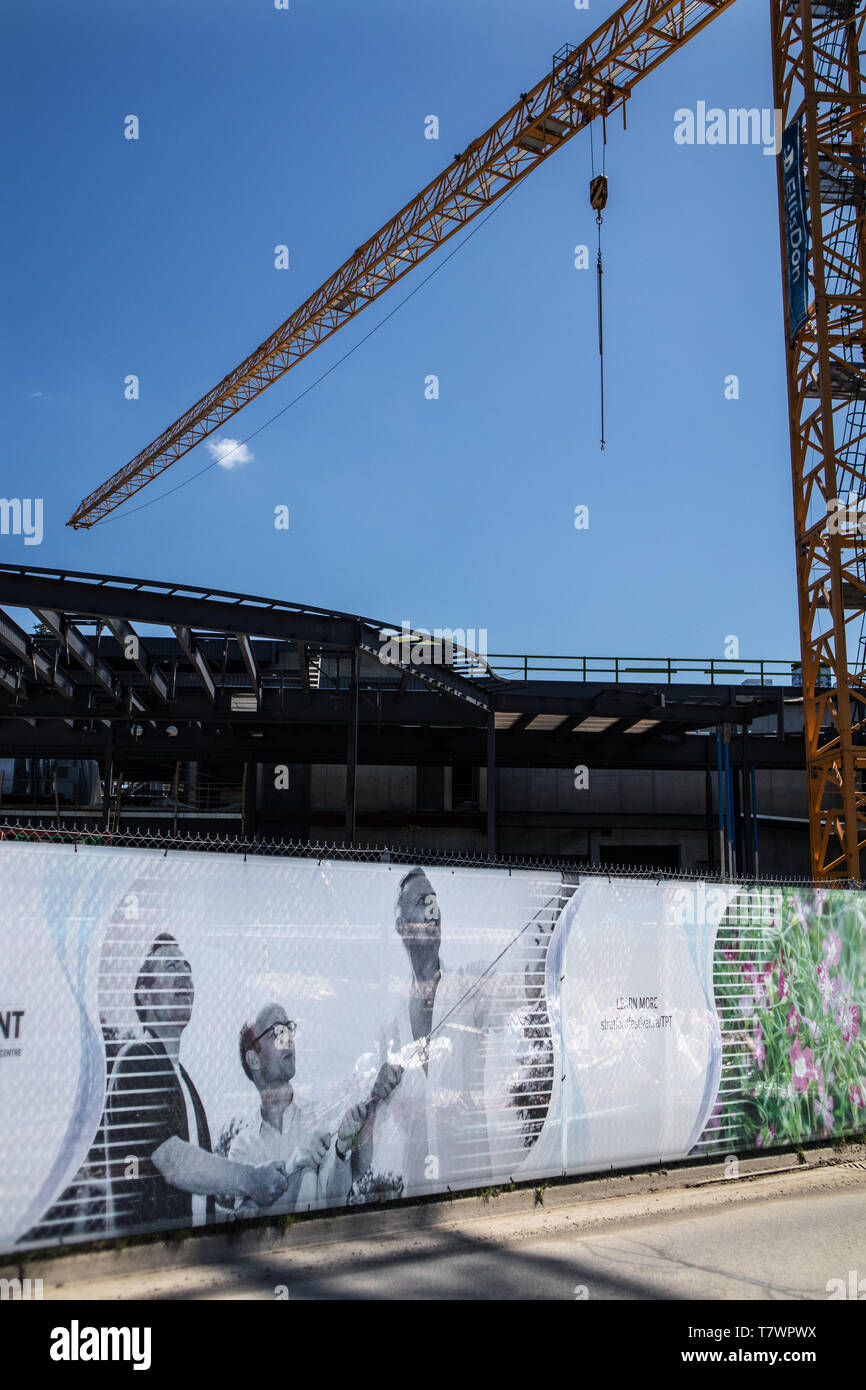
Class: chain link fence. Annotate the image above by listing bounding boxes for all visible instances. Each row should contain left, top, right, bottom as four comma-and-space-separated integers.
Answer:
0, 818, 849, 889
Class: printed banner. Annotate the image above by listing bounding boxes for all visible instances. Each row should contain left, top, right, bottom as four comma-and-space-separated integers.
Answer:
782, 119, 810, 343
0, 845, 863, 1254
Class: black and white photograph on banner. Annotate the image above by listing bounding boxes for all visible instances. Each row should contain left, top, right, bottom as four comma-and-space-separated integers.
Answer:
6, 849, 582, 1245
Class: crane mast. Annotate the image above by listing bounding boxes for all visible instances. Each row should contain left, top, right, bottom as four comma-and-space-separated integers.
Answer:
65, 0, 866, 882
772, 0, 866, 880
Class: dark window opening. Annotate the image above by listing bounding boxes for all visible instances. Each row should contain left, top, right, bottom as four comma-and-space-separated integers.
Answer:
599, 844, 680, 871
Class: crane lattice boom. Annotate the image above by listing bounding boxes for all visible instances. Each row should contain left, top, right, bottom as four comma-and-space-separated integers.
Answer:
67, 0, 734, 528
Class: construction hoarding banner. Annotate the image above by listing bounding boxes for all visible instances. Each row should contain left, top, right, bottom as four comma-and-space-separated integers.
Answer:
1, 844, 863, 1254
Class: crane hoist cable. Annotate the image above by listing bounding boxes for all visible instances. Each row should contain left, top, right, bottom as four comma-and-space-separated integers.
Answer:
589, 113, 608, 451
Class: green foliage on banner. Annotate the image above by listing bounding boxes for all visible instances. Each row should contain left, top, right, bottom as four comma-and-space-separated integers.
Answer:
709, 888, 866, 1151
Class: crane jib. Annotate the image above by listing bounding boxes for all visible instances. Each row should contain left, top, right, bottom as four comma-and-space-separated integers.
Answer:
66, 0, 736, 528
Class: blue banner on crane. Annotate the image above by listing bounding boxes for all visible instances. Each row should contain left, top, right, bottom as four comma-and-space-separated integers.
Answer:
782, 120, 809, 343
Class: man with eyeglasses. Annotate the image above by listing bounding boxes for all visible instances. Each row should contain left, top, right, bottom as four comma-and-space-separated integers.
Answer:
228, 1002, 399, 1213
105, 934, 289, 1232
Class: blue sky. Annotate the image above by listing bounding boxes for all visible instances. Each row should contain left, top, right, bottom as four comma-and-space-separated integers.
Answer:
3, 0, 797, 661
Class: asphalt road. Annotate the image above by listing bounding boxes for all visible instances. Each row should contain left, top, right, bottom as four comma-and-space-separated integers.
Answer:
45, 1161, 866, 1301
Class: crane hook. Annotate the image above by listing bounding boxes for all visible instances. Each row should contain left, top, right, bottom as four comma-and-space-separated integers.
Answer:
589, 173, 608, 215
589, 175, 608, 450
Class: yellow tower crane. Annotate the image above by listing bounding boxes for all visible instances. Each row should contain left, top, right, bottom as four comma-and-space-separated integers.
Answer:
67, 0, 866, 882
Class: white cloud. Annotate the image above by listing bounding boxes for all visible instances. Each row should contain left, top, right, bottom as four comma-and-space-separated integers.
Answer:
28, 391, 43, 398
206, 436, 253, 470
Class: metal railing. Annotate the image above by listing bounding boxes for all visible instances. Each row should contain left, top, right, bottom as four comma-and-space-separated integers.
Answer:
485, 655, 799, 685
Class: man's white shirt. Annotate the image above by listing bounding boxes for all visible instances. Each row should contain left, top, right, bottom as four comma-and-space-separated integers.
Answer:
228, 1096, 348, 1213
374, 956, 523, 1194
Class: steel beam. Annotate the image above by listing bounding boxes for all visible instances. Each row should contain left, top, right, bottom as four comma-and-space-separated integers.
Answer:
105, 618, 169, 703
172, 625, 216, 702
0, 609, 74, 699
235, 632, 260, 704
32, 608, 118, 698
0, 569, 489, 710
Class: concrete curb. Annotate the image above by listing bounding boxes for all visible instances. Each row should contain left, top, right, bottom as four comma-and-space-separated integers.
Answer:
4, 1142, 863, 1289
